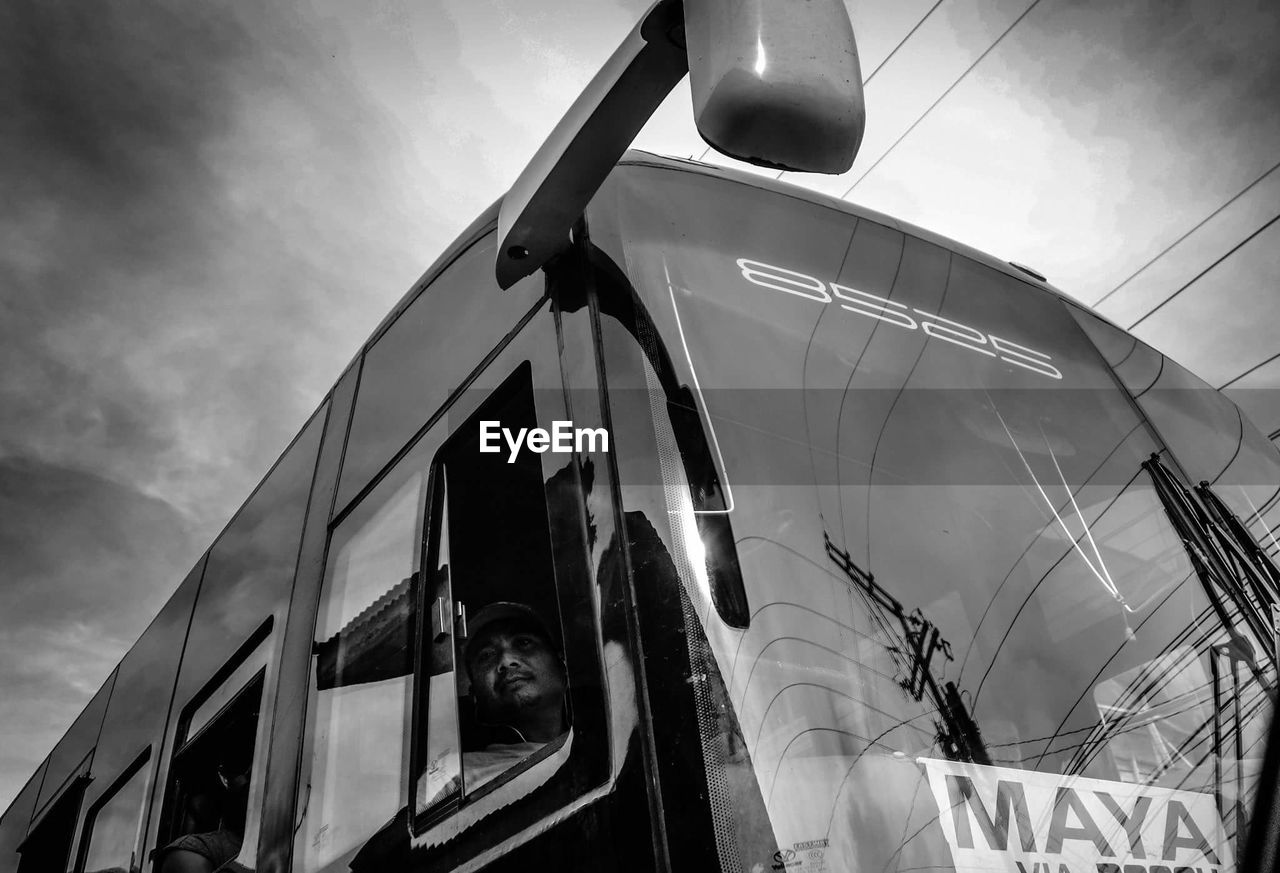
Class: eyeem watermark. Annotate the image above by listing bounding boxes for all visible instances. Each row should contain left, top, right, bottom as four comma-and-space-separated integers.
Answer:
480, 420, 609, 463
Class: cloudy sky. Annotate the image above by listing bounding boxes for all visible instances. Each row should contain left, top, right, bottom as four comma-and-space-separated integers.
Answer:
1, 0, 1277, 810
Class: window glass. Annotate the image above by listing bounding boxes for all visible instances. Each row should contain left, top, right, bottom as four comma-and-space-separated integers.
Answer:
411, 365, 572, 831
415, 476, 461, 811
301, 436, 434, 872
149, 407, 322, 870
336, 233, 545, 512
184, 637, 272, 749
298, 305, 605, 872
600, 163, 1277, 873
17, 775, 87, 873
79, 751, 150, 873
155, 673, 264, 873
0, 762, 47, 871
1070, 306, 1280, 573
36, 678, 113, 820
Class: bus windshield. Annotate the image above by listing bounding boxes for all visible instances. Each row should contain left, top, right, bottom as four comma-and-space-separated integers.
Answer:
600, 161, 1280, 873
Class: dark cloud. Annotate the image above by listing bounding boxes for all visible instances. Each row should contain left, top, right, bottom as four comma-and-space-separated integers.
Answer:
0, 457, 196, 802
2, 2, 242, 195
0, 1, 445, 532
0, 1, 266, 523
0, 0, 454, 808
0, 459, 193, 623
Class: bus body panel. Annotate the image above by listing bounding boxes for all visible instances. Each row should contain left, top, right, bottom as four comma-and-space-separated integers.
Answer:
2, 156, 1277, 873
0, 763, 47, 870
31, 673, 113, 830
67, 555, 206, 873
256, 369, 355, 873
584, 158, 1279, 872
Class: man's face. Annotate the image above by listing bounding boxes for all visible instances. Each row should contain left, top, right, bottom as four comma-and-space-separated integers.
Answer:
467, 622, 566, 724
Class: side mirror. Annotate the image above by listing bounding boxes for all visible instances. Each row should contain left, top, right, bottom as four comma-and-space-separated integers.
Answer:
685, 0, 865, 174
496, 0, 867, 288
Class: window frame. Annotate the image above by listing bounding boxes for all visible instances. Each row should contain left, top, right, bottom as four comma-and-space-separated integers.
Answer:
377, 347, 608, 859
153, 620, 273, 867
74, 747, 152, 873
16, 765, 91, 873
406, 362, 588, 837
298, 255, 615, 870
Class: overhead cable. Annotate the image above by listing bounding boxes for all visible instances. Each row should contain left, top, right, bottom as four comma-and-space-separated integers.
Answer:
1220, 349, 1280, 391
1093, 159, 1280, 309
1127, 213, 1280, 331
773, 0, 949, 178
840, 0, 1046, 198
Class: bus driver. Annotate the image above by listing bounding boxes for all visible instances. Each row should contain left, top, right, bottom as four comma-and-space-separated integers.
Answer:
459, 601, 571, 792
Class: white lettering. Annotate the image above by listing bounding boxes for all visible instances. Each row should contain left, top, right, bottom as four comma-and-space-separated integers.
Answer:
576, 426, 609, 454
503, 427, 527, 464
833, 283, 917, 330
992, 334, 1064, 380
737, 258, 831, 303
915, 310, 996, 357
484, 421, 609, 461
480, 420, 502, 453
735, 256, 1064, 382
552, 420, 573, 452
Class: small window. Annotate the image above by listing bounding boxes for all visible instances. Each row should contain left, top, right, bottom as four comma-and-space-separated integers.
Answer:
153, 665, 265, 873
17, 771, 89, 873
77, 750, 151, 873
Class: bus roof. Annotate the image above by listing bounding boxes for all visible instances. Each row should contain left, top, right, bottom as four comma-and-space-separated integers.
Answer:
617, 150, 1073, 302
364, 149, 1119, 378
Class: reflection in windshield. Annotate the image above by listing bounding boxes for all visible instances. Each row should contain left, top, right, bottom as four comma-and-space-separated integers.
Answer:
605, 161, 1278, 873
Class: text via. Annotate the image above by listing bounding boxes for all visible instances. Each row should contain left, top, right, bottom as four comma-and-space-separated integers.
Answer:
480, 420, 609, 463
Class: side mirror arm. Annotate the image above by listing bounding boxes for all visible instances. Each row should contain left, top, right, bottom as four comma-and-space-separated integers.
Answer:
496, 0, 687, 290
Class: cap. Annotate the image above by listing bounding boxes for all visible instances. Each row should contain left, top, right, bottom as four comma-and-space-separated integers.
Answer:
462, 601, 557, 666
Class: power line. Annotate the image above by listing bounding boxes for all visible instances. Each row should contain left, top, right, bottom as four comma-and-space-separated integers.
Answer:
699, 0, 949, 167
775, 0, 949, 179
1127, 213, 1280, 330
1092, 159, 1280, 309
840, 0, 1045, 199
1220, 348, 1280, 390
861, 0, 949, 90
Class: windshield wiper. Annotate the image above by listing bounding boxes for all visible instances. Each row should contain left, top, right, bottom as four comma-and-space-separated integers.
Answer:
1195, 482, 1280, 637
1143, 454, 1275, 685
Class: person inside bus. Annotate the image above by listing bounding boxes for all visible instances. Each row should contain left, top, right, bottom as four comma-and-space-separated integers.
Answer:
460, 601, 571, 789
155, 761, 251, 873
419, 600, 571, 806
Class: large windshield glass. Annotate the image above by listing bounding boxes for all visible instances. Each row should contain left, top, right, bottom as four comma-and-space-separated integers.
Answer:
602, 162, 1279, 873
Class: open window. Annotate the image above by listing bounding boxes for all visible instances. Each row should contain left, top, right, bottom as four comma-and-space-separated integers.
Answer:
410, 363, 577, 832
17, 770, 90, 873
300, 326, 608, 871
153, 627, 270, 872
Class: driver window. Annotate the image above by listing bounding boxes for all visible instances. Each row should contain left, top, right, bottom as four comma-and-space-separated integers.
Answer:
297, 309, 606, 873
412, 366, 574, 830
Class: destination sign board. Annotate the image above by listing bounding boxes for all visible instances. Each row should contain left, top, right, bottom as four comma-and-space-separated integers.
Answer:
920, 758, 1232, 873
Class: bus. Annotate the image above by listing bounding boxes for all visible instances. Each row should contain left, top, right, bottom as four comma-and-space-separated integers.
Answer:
2, 1, 1278, 872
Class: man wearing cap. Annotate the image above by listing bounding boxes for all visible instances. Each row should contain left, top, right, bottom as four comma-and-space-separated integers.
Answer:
457, 601, 571, 793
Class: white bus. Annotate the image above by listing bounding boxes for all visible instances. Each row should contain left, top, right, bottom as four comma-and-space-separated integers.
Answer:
3, 2, 1277, 871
